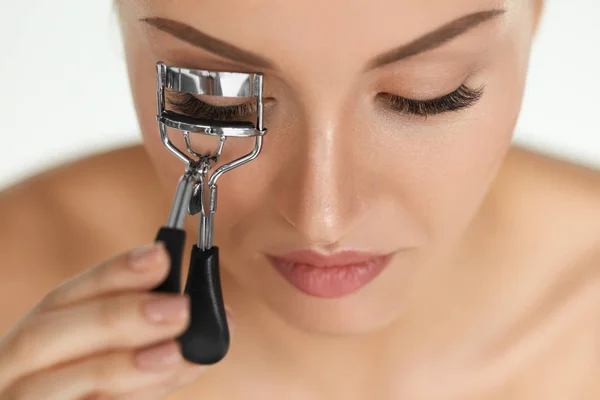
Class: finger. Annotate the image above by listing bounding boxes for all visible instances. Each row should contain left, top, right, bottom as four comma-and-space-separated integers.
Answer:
38, 242, 170, 312
1, 292, 190, 386
3, 341, 196, 400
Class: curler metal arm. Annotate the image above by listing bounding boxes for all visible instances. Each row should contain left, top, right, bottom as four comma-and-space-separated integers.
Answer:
151, 166, 197, 294
151, 162, 231, 364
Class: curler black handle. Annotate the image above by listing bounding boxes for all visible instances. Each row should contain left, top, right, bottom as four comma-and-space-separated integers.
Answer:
152, 227, 185, 294
178, 245, 230, 364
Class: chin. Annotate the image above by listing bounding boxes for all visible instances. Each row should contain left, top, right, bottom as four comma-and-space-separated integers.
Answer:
236, 253, 419, 336
269, 296, 408, 337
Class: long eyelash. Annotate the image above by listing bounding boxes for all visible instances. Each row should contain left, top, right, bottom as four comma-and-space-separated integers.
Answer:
166, 84, 483, 121
381, 84, 484, 117
166, 92, 257, 121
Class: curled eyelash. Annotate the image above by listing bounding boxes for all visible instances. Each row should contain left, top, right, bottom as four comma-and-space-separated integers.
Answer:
380, 84, 485, 117
166, 92, 257, 121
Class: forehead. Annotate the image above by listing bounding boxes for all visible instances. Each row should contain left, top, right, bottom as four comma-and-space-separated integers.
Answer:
134, 0, 516, 75
139, 0, 514, 42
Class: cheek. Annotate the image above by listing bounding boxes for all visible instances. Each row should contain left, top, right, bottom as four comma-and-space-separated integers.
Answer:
370, 51, 529, 248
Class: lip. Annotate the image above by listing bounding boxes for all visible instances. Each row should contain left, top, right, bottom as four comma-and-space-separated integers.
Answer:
267, 250, 396, 298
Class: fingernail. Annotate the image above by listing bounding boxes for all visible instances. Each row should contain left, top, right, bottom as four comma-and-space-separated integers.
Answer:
135, 341, 182, 371
129, 243, 165, 270
143, 295, 189, 323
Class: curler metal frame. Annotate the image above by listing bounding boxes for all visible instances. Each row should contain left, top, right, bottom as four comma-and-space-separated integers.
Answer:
151, 61, 267, 364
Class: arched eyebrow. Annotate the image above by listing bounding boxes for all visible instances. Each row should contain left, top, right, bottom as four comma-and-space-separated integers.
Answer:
364, 9, 506, 70
140, 9, 506, 72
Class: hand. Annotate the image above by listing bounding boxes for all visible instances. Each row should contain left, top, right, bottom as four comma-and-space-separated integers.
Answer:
0, 242, 232, 399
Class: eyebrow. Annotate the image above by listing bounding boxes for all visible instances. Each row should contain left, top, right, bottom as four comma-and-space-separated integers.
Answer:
365, 9, 505, 70
141, 9, 506, 72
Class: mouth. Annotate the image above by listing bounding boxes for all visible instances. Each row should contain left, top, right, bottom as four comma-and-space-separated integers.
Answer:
266, 250, 396, 298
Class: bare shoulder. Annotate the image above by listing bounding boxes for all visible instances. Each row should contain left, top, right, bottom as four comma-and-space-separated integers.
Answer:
469, 146, 600, 395
496, 145, 600, 261
0, 144, 167, 333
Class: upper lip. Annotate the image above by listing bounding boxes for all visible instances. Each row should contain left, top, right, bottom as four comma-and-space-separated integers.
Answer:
267, 250, 393, 268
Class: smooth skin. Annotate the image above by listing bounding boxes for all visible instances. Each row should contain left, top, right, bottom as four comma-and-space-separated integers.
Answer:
1, 0, 600, 398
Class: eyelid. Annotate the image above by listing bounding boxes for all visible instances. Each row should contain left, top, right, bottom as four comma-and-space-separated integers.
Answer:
386, 83, 481, 102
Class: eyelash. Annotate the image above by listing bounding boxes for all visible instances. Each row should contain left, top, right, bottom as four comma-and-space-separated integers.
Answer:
166, 92, 258, 121
166, 84, 484, 121
378, 84, 484, 117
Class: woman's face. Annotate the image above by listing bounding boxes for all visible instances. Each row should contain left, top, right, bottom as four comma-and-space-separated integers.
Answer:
117, 0, 541, 335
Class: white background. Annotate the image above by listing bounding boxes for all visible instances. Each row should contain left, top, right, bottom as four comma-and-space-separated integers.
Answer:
0, 0, 598, 190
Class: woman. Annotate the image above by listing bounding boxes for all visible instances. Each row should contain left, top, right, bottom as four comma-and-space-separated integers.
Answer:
1, 0, 599, 398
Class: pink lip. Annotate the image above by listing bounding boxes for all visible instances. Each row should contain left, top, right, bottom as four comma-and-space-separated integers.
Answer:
267, 250, 395, 298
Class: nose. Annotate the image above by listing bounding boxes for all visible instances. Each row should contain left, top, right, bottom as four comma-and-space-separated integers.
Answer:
273, 105, 365, 247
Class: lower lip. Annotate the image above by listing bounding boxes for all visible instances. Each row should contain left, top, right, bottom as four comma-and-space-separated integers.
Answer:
268, 254, 394, 298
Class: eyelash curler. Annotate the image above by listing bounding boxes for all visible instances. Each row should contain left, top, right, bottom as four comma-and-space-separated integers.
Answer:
151, 61, 267, 364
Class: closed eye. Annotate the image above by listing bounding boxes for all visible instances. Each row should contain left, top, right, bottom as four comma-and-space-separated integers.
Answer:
166, 83, 484, 121
378, 84, 484, 117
